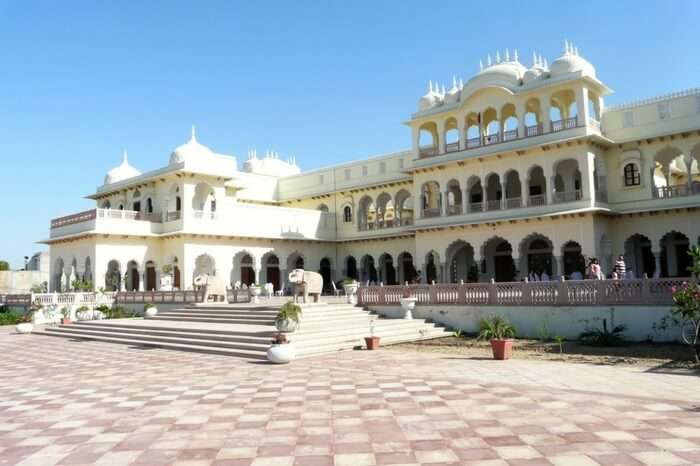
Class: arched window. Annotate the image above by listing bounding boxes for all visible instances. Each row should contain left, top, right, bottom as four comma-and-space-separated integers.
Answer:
623, 163, 641, 187
146, 198, 153, 214
343, 205, 352, 223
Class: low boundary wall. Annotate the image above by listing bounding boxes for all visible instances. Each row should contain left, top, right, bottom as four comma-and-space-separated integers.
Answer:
369, 304, 678, 342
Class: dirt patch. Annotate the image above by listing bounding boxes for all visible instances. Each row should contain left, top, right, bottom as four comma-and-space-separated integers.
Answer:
388, 336, 699, 369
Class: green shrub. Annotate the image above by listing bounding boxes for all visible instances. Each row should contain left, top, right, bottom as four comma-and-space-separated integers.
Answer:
579, 319, 627, 346
276, 301, 302, 326
0, 313, 21, 326
478, 315, 516, 341
144, 303, 155, 311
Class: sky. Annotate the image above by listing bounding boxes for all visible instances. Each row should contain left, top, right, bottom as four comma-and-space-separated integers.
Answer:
0, 0, 698, 269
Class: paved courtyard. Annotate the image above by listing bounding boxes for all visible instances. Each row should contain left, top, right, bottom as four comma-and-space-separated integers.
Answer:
2, 327, 700, 466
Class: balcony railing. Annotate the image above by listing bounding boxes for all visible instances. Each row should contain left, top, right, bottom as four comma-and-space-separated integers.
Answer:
528, 194, 547, 207
486, 199, 502, 211
504, 197, 522, 209
166, 211, 182, 221
553, 190, 582, 204
192, 210, 217, 220
50, 208, 162, 229
422, 207, 441, 218
359, 217, 414, 231
447, 205, 462, 216
551, 117, 578, 133
469, 202, 483, 213
418, 118, 590, 159
525, 123, 543, 137
654, 183, 700, 199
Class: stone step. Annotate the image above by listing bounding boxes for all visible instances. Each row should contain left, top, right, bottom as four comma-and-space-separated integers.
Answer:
296, 328, 450, 357
58, 322, 274, 344
42, 326, 271, 352
35, 330, 268, 360
65, 321, 277, 338
155, 312, 277, 321
146, 315, 275, 325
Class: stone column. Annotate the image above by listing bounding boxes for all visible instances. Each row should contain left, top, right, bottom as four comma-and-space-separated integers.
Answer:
443, 191, 450, 215
440, 192, 447, 216
575, 86, 590, 127
462, 187, 469, 214
541, 96, 551, 133
162, 198, 169, 222
436, 120, 446, 155
501, 180, 508, 208
652, 250, 662, 278
457, 118, 466, 151
411, 126, 420, 158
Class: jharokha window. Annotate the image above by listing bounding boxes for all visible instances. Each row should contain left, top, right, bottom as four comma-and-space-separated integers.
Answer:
343, 205, 352, 223
623, 163, 641, 187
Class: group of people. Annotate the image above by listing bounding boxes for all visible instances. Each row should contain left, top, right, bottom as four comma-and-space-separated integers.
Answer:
583, 255, 633, 280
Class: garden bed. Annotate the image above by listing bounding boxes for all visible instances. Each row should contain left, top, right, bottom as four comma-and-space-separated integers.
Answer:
389, 335, 697, 369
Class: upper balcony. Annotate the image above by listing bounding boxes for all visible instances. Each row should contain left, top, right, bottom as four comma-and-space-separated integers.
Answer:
49, 208, 163, 239
417, 116, 597, 161
48, 204, 337, 242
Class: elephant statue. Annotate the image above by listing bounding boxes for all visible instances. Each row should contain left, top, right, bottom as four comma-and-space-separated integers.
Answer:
288, 269, 323, 304
193, 274, 227, 302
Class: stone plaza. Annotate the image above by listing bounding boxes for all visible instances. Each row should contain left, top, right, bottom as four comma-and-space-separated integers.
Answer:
2, 326, 700, 466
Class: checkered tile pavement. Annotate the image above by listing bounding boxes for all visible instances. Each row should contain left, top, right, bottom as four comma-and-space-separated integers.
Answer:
1, 326, 700, 466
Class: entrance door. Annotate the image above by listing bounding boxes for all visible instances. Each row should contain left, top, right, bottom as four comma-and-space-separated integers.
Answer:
146, 267, 156, 291
494, 255, 514, 282
241, 267, 255, 286
267, 266, 280, 291
173, 266, 181, 289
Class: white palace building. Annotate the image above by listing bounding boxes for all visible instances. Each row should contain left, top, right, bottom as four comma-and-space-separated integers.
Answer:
43, 42, 700, 294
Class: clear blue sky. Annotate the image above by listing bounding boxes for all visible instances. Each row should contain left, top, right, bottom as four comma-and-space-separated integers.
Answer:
1, 1, 698, 269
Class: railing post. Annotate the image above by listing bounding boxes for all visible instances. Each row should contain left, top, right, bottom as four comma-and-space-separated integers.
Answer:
641, 276, 650, 304
556, 277, 568, 305
522, 277, 531, 305
488, 279, 497, 304
429, 282, 437, 304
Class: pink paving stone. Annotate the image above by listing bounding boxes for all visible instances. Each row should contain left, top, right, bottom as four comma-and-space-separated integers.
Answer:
3, 329, 700, 466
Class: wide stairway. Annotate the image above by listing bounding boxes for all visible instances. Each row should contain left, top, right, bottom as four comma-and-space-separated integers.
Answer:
37, 303, 448, 360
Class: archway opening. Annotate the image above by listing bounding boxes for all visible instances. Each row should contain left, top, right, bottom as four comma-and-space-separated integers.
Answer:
105, 260, 121, 292
660, 232, 691, 277
264, 254, 280, 291
319, 258, 332, 292
624, 234, 655, 278
562, 241, 585, 279
145, 260, 157, 291
378, 254, 396, 285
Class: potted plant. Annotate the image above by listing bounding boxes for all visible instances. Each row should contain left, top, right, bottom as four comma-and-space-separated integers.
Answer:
364, 320, 380, 350
60, 307, 72, 325
342, 278, 359, 304
399, 289, 417, 319
267, 332, 296, 363
144, 303, 158, 318
75, 305, 91, 321
478, 315, 516, 360
248, 283, 262, 304
275, 301, 302, 332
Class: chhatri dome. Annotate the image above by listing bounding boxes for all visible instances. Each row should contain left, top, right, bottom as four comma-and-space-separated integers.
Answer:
169, 126, 215, 165
418, 81, 444, 111
549, 40, 596, 77
471, 49, 526, 84
104, 151, 141, 185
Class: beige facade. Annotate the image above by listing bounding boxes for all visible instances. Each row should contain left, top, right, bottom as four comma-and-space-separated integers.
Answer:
42, 43, 700, 292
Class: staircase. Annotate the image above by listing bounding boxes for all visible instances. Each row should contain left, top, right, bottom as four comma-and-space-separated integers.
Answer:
36, 303, 448, 360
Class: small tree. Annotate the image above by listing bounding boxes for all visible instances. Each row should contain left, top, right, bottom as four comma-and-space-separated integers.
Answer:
0, 261, 9, 271
671, 246, 700, 362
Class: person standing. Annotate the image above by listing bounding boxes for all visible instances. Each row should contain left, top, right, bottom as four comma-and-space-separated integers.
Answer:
614, 255, 626, 279
588, 258, 603, 280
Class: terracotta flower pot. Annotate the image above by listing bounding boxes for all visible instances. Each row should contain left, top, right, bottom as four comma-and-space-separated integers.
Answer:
61, 317, 72, 325
490, 339, 513, 360
365, 336, 381, 350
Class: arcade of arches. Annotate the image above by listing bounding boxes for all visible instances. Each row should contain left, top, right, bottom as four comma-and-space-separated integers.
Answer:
57, 227, 695, 294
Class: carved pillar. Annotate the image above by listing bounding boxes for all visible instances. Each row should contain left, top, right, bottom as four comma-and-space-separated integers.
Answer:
576, 86, 590, 127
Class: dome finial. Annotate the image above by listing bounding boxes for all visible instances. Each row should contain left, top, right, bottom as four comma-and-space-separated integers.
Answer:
514, 49, 519, 62
505, 48, 510, 61
122, 150, 128, 164
479, 59, 483, 71
495, 50, 501, 63
190, 125, 197, 142
532, 51, 537, 66
428, 80, 433, 93
487, 54, 492, 66
452, 74, 457, 89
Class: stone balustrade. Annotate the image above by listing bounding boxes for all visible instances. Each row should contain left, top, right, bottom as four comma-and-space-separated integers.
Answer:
357, 278, 687, 307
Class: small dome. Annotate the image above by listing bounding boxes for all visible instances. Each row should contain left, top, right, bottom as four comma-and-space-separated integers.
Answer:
169, 126, 215, 165
475, 60, 526, 81
444, 76, 461, 105
549, 42, 595, 77
104, 151, 141, 185
417, 81, 444, 111
523, 54, 548, 84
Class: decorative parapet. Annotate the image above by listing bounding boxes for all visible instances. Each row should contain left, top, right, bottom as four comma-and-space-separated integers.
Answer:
606, 87, 700, 112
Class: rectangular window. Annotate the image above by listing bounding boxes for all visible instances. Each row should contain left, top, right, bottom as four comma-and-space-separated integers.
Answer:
344, 168, 351, 180
622, 111, 634, 128
657, 101, 671, 120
